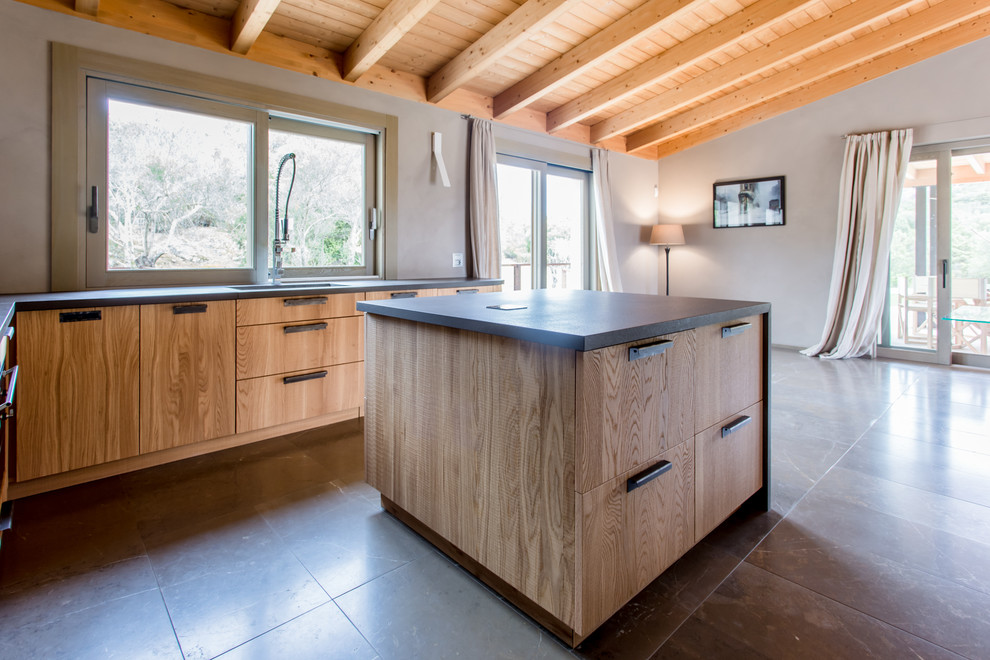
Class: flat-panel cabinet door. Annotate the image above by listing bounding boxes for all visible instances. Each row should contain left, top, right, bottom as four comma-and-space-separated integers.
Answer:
694, 314, 764, 433
141, 301, 235, 453
16, 307, 140, 480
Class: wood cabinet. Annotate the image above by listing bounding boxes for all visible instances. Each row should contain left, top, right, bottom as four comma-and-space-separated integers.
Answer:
236, 292, 364, 326
15, 307, 140, 480
694, 314, 763, 433
364, 288, 437, 301
140, 301, 236, 453
434, 284, 502, 295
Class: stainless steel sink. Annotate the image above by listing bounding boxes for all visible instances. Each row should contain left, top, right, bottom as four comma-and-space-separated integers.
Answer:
227, 281, 353, 291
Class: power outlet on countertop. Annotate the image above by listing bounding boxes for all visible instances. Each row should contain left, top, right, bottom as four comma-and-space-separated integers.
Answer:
452, 253, 464, 268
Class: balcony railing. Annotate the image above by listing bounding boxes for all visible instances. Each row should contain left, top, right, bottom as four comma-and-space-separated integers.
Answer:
501, 262, 573, 290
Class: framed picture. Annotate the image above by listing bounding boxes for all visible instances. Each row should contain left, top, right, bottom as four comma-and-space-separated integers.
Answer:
713, 176, 785, 228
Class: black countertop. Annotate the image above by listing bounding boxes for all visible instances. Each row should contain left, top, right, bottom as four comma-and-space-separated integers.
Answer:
0, 278, 502, 312
357, 289, 770, 351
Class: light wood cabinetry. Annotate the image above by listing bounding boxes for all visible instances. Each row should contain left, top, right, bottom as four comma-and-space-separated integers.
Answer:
15, 307, 140, 480
236, 292, 364, 325
694, 314, 763, 433
364, 288, 437, 301
237, 362, 364, 432
140, 301, 236, 453
433, 284, 502, 295
235, 315, 363, 380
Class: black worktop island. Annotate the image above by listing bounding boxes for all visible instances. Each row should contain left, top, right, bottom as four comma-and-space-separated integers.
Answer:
360, 289, 771, 646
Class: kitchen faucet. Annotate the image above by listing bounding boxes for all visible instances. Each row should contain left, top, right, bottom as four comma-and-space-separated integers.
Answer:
271, 152, 296, 284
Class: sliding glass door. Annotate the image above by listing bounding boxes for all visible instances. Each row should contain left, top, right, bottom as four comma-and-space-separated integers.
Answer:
881, 142, 990, 367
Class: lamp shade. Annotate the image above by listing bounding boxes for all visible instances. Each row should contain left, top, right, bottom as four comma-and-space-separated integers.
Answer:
649, 224, 686, 246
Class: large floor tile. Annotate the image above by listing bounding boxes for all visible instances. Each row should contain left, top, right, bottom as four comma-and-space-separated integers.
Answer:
877, 394, 990, 440
216, 601, 380, 660
655, 562, 961, 659
0, 588, 181, 659
290, 418, 366, 486
336, 551, 574, 660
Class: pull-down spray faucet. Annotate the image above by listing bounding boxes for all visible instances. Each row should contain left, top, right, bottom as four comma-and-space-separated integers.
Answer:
271, 152, 296, 284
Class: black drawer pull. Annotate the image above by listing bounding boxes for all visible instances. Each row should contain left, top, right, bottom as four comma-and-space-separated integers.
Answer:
59, 310, 101, 323
721, 322, 752, 338
173, 304, 207, 315
721, 415, 752, 438
284, 297, 327, 307
0, 365, 17, 414
283, 370, 328, 385
456, 288, 479, 295
284, 322, 328, 335
390, 292, 417, 299
629, 340, 673, 362
627, 460, 673, 492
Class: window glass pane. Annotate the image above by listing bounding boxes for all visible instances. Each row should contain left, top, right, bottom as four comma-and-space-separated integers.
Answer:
948, 151, 990, 357
269, 129, 366, 268
547, 172, 585, 290
107, 99, 251, 270
497, 163, 535, 291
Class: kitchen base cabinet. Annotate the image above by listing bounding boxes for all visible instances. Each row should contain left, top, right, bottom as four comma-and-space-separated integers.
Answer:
15, 307, 140, 481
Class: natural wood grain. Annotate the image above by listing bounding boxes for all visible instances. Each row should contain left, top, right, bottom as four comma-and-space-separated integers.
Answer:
236, 361, 363, 432
575, 330, 695, 493
363, 288, 438, 301
432, 284, 503, 295
694, 314, 763, 434
74, 0, 99, 15
342, 0, 442, 81
235, 292, 364, 325
236, 314, 363, 379
365, 314, 576, 625
576, 438, 695, 638
140, 301, 236, 453
230, 0, 282, 53
15, 307, 140, 481
695, 402, 763, 542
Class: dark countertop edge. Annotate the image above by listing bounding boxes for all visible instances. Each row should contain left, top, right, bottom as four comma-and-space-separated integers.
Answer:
0, 278, 503, 312
358, 299, 771, 351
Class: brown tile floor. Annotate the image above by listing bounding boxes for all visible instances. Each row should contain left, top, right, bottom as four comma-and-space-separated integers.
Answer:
1, 348, 988, 659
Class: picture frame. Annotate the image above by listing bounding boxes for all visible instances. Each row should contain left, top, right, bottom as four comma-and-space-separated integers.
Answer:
713, 176, 785, 228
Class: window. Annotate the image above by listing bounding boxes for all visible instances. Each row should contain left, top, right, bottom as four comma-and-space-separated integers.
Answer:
496, 155, 592, 291
53, 44, 395, 289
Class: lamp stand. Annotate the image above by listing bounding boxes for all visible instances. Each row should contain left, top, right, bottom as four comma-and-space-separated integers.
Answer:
664, 245, 672, 296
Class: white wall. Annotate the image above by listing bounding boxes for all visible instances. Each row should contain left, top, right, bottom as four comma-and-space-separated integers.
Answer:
657, 36, 990, 348
0, 0, 658, 293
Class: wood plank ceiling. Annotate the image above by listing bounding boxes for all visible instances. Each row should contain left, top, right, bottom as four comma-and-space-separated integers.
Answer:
24, 0, 990, 159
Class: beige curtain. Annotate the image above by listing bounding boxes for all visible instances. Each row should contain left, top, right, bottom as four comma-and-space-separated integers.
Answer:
468, 118, 501, 279
803, 128, 913, 359
592, 149, 623, 292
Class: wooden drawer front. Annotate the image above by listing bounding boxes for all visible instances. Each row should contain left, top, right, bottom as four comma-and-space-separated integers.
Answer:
578, 438, 695, 637
694, 314, 763, 433
236, 362, 364, 433
236, 315, 363, 379
576, 330, 695, 493
236, 292, 364, 326
16, 307, 140, 480
364, 289, 437, 302
696, 402, 764, 542
434, 285, 502, 295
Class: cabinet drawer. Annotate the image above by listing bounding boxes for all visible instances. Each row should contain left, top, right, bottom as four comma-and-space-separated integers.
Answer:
577, 438, 695, 637
434, 285, 502, 296
236, 292, 364, 326
236, 315, 363, 379
364, 289, 437, 302
694, 314, 763, 433
695, 402, 764, 542
576, 330, 695, 492
236, 362, 364, 433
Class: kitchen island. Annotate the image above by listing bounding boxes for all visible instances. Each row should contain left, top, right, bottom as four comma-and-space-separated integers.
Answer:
359, 289, 770, 646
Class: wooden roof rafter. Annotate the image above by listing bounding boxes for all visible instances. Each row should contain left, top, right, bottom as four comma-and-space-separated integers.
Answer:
342, 0, 443, 81
231, 0, 282, 54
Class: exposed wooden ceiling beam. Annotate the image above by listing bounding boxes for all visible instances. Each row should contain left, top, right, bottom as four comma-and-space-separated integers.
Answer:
343, 0, 442, 82
590, 0, 916, 143
230, 0, 281, 55
630, 0, 990, 154
546, 0, 816, 133
491, 0, 706, 119
426, 0, 584, 104
75, 0, 99, 15
651, 13, 990, 159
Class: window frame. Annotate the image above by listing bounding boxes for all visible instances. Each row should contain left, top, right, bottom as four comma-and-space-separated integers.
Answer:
51, 43, 397, 290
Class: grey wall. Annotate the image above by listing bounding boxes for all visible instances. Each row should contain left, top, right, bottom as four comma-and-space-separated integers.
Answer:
657, 35, 990, 348
0, 0, 658, 294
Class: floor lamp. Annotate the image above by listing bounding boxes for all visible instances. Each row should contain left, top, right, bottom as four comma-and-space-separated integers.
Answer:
650, 224, 686, 296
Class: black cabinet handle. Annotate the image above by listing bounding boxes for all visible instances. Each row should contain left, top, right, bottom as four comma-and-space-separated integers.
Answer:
59, 310, 101, 323
629, 340, 673, 362
721, 415, 752, 438
284, 297, 327, 307
173, 304, 207, 315
0, 365, 17, 414
390, 291, 417, 299
627, 460, 673, 492
456, 288, 479, 295
721, 322, 752, 338
284, 322, 327, 335
283, 370, 327, 385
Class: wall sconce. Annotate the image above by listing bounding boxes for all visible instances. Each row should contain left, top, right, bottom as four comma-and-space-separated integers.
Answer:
649, 224, 686, 296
